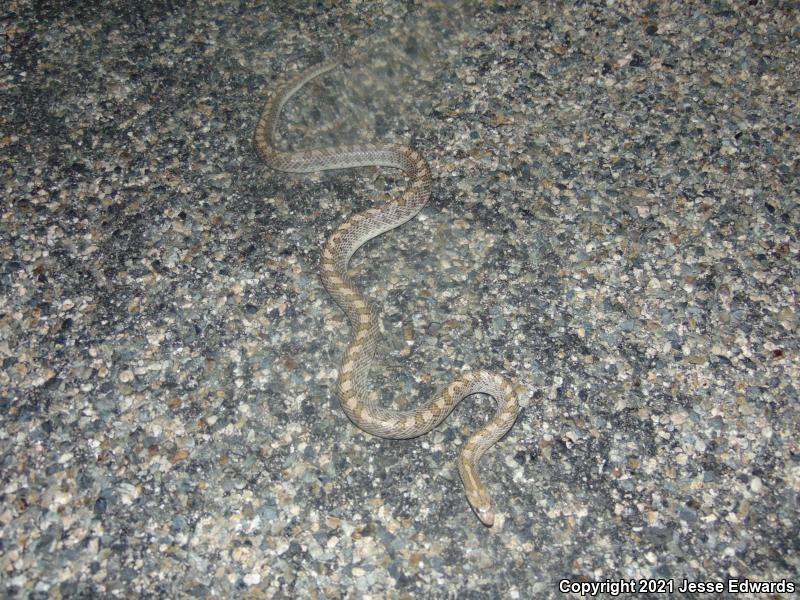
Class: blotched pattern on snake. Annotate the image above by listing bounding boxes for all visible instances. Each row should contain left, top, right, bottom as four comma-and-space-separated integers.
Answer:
255, 59, 520, 526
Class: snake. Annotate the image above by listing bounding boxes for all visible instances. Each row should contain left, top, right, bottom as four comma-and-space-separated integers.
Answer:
254, 59, 520, 526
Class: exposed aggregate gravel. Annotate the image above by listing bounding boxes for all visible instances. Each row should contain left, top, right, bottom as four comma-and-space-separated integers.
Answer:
1, 1, 798, 597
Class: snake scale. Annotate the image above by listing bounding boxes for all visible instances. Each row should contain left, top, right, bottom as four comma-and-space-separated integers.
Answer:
255, 59, 520, 526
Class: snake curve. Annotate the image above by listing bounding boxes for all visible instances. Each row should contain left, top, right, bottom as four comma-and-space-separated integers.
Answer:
254, 59, 520, 526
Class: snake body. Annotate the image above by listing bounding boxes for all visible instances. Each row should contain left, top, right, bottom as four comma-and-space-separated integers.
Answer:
255, 60, 520, 526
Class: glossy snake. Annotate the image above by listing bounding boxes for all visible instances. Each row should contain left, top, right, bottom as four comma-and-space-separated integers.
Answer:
255, 59, 520, 526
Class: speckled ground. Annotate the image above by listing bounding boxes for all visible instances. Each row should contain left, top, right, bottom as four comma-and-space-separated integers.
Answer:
1, 1, 798, 598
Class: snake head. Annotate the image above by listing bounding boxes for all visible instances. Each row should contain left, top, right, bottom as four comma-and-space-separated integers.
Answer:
465, 486, 495, 527
473, 504, 495, 527
459, 457, 496, 527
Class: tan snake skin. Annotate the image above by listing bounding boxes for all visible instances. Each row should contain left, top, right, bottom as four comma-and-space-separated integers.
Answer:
254, 60, 520, 526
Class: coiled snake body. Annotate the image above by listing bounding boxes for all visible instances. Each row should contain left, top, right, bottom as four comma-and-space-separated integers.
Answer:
255, 60, 520, 526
